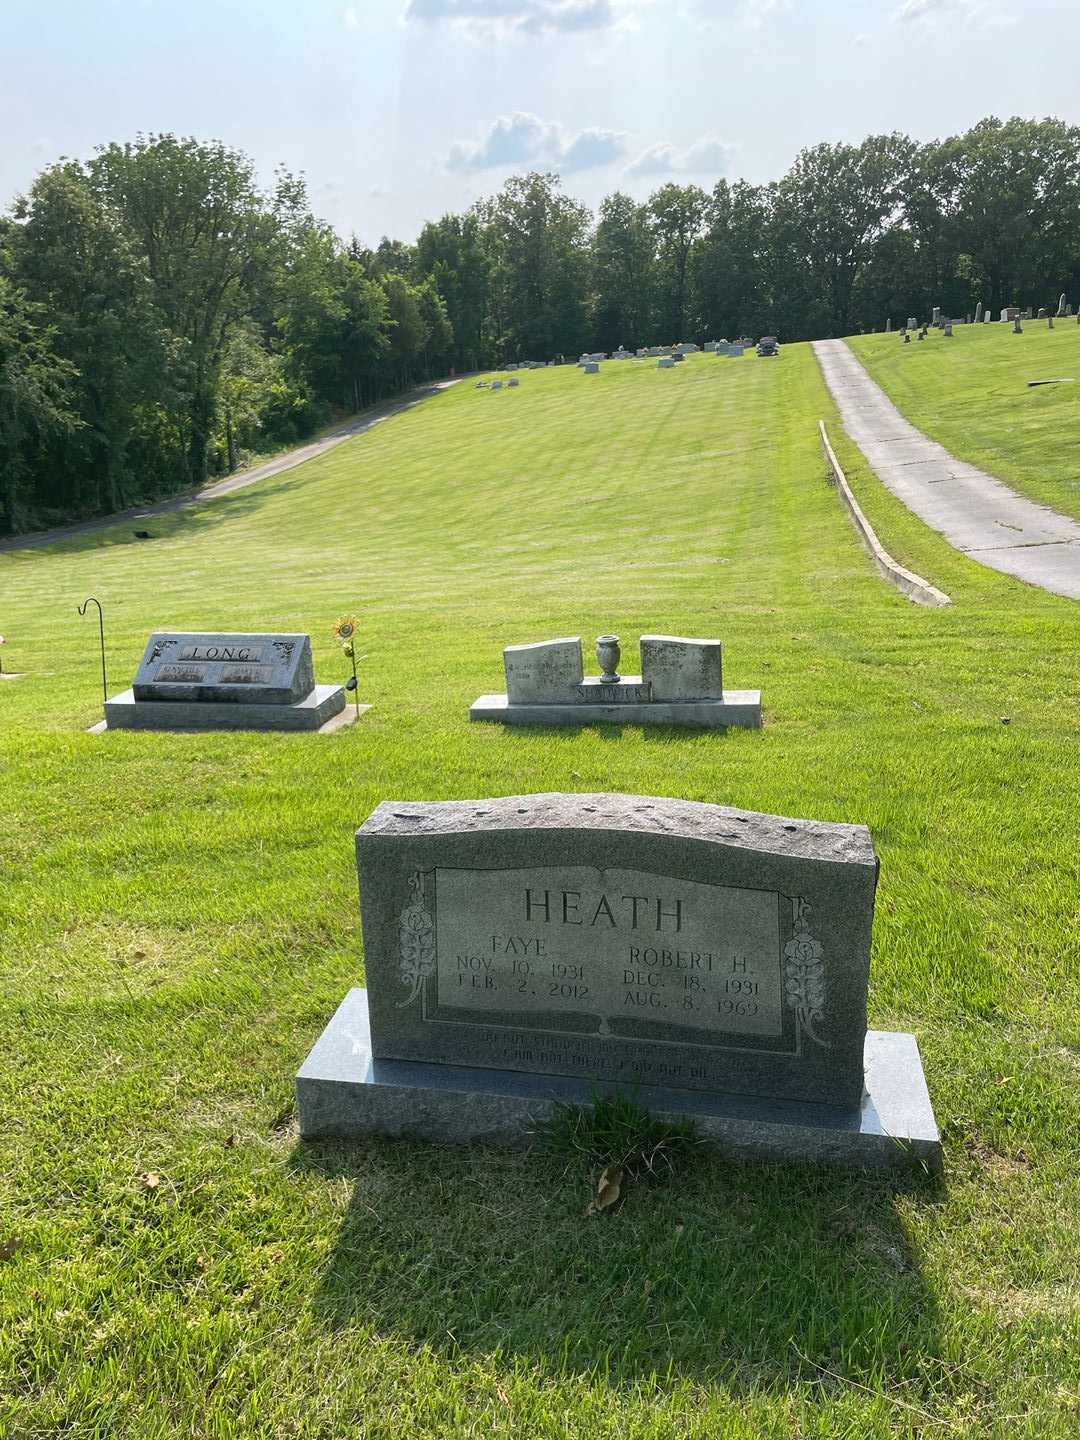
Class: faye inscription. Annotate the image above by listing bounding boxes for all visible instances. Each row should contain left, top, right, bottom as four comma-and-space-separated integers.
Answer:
400, 865, 828, 1049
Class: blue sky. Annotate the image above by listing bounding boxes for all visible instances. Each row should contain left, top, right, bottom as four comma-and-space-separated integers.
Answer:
2, 0, 1077, 242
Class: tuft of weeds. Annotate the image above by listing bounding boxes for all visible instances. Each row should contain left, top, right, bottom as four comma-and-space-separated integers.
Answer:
531, 1092, 703, 1186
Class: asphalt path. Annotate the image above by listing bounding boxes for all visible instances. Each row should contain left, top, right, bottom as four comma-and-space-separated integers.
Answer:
814, 339, 1080, 601
0, 380, 459, 554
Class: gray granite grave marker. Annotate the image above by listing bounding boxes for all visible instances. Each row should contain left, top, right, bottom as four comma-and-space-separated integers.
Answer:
472, 632, 759, 729
102, 631, 347, 731
640, 635, 722, 701
296, 793, 940, 1170
503, 638, 583, 704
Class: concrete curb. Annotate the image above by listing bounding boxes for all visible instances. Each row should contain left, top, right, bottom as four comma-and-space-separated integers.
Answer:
818, 420, 952, 609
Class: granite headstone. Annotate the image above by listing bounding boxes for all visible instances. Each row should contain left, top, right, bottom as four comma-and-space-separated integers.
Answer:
296, 793, 941, 1171
102, 631, 347, 732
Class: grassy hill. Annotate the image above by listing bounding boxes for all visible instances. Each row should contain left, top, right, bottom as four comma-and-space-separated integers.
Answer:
2, 349, 1077, 1438
850, 321, 1080, 521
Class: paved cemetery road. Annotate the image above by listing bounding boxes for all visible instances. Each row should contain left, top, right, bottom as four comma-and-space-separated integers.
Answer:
0, 380, 460, 554
814, 339, 1080, 601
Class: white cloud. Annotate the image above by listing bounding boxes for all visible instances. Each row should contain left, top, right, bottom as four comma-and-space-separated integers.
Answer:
894, 0, 1015, 24
625, 137, 736, 178
895, 0, 955, 18
404, 0, 615, 34
447, 112, 628, 172
343, 6, 361, 28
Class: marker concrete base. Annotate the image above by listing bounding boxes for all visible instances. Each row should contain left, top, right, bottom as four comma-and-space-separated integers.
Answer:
90, 687, 366, 733
296, 988, 941, 1173
469, 689, 762, 730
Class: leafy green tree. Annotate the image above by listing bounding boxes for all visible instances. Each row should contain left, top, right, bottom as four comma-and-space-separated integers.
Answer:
591, 192, 654, 350
414, 213, 491, 369
416, 277, 454, 377
930, 117, 1080, 316
87, 134, 272, 485
647, 183, 707, 342
486, 172, 591, 360
691, 180, 776, 340
775, 135, 913, 337
11, 162, 169, 513
0, 273, 80, 533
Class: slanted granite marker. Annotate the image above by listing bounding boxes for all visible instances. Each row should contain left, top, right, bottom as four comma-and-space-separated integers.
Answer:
471, 633, 760, 729
100, 631, 349, 731
295, 792, 941, 1170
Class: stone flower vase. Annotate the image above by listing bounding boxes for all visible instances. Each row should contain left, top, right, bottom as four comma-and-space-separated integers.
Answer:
596, 635, 621, 683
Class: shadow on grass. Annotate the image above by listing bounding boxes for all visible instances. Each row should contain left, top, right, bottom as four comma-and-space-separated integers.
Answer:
34, 473, 311, 558
292, 1135, 945, 1391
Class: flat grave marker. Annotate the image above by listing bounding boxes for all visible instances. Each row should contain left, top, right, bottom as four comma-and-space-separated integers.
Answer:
97, 630, 354, 732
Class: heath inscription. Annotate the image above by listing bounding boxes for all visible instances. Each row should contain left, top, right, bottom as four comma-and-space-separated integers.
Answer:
433, 865, 785, 1040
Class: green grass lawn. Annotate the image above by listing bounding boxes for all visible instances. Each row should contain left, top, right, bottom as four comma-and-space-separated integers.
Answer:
849, 321, 1080, 522
2, 349, 1078, 1438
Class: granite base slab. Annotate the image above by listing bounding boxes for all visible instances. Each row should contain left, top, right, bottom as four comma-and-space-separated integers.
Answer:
296, 989, 941, 1173
96, 684, 352, 732
469, 690, 762, 730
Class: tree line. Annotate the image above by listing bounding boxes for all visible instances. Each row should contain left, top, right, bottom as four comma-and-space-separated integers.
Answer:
3, 116, 1079, 534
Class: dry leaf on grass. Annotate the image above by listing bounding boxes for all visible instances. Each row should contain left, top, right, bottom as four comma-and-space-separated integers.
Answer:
139, 1171, 161, 1191
224, 1133, 239, 1149
585, 1164, 624, 1216
0, 1237, 23, 1262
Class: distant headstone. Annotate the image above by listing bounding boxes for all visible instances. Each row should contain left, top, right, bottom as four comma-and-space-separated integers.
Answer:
658, 357, 675, 369
1038, 308, 1048, 319
907, 316, 917, 331
932, 306, 941, 327
885, 318, 892, 332
974, 302, 983, 323
508, 377, 520, 386
639, 635, 722, 701
1048, 315, 1054, 329
582, 362, 599, 374
504, 638, 584, 705
104, 632, 346, 732
1058, 292, 1067, 316
472, 632, 760, 730
673, 352, 685, 363
491, 380, 504, 390
904, 332, 911, 344
943, 321, 953, 337
1013, 316, 1023, 334
296, 793, 941, 1171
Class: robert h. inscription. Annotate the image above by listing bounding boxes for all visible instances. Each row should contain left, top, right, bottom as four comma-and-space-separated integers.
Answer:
358, 794, 878, 1106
